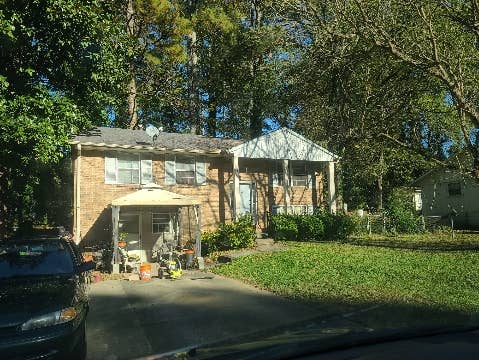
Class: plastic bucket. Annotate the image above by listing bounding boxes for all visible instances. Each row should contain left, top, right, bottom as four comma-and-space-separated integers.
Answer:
139, 263, 152, 281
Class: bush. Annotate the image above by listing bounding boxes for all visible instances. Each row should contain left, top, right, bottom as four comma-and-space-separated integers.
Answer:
201, 215, 256, 255
296, 215, 324, 241
269, 211, 354, 242
386, 188, 423, 234
322, 212, 355, 240
269, 214, 298, 240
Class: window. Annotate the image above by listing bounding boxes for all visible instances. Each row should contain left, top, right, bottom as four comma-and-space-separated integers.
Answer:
105, 153, 152, 184
152, 213, 171, 233
117, 154, 140, 184
165, 155, 206, 185
176, 156, 196, 185
448, 182, 461, 196
291, 163, 308, 187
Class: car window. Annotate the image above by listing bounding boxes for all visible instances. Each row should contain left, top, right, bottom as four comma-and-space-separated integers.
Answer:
0, 241, 75, 279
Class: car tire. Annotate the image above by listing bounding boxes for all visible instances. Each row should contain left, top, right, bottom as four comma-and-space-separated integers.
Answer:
71, 323, 87, 360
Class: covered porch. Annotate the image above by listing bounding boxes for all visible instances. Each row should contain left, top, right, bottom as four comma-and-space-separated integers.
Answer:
229, 128, 339, 218
110, 184, 201, 273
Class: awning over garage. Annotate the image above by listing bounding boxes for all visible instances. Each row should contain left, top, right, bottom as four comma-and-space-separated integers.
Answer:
111, 184, 201, 207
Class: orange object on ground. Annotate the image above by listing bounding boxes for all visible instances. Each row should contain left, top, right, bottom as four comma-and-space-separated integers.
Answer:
139, 264, 152, 280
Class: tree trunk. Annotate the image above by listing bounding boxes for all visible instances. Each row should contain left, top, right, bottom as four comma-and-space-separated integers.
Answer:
127, 76, 138, 129
206, 95, 217, 137
248, 0, 263, 139
187, 29, 199, 134
126, 0, 138, 129
378, 146, 384, 211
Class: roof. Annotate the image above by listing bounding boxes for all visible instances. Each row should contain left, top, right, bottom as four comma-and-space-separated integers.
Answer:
111, 184, 201, 207
72, 127, 243, 153
229, 128, 338, 162
72, 126, 337, 162
411, 167, 476, 187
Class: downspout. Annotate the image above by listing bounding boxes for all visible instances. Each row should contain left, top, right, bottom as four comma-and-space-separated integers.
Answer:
75, 143, 81, 244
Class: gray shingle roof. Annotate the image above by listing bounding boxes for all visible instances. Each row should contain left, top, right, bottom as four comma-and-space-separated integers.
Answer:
73, 127, 243, 152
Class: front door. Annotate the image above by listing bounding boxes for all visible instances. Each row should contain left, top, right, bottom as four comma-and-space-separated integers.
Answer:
239, 182, 257, 217
119, 213, 144, 262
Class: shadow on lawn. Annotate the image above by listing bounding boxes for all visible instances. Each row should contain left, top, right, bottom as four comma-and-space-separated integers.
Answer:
86, 279, 479, 360
338, 237, 479, 251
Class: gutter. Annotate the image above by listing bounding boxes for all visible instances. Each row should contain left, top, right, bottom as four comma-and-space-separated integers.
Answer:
70, 140, 225, 155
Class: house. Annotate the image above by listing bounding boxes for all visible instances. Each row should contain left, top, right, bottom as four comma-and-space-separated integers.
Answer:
71, 127, 338, 265
412, 167, 479, 228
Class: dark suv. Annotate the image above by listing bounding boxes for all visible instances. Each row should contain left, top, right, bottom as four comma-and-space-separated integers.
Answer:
0, 237, 95, 360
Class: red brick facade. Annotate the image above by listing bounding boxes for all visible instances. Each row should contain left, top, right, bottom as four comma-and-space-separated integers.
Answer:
73, 146, 324, 248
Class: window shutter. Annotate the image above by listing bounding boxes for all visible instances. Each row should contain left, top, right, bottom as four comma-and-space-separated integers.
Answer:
165, 155, 176, 185
140, 157, 152, 184
195, 157, 206, 185
105, 155, 117, 184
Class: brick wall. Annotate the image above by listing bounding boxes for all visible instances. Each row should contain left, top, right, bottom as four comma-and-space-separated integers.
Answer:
75, 148, 325, 247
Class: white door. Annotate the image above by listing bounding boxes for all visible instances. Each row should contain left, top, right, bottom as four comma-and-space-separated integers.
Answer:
119, 213, 145, 262
239, 183, 256, 216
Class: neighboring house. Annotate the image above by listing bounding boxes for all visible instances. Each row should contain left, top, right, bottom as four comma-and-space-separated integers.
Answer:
71, 127, 338, 263
412, 168, 479, 228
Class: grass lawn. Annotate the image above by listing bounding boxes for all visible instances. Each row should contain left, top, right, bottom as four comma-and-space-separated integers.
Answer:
346, 231, 479, 250
212, 241, 479, 315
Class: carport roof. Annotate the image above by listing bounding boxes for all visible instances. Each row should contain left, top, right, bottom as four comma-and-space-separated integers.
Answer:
111, 185, 200, 207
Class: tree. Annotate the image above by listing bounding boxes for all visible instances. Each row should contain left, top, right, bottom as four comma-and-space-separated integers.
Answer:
0, 0, 129, 237
286, 3, 454, 208
294, 0, 479, 175
121, 0, 190, 129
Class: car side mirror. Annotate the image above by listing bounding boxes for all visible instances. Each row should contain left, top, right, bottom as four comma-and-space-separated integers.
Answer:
78, 260, 96, 273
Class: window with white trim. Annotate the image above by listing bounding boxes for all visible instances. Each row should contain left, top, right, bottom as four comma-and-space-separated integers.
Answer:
291, 163, 308, 187
152, 213, 171, 233
176, 156, 196, 185
165, 155, 206, 186
105, 153, 152, 184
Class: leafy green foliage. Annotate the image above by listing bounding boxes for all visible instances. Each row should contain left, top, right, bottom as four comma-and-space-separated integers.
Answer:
386, 188, 423, 234
269, 212, 354, 241
0, 0, 129, 237
201, 215, 256, 255
213, 242, 479, 313
269, 214, 299, 241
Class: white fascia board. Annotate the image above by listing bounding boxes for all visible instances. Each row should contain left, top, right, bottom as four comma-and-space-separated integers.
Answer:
229, 128, 338, 162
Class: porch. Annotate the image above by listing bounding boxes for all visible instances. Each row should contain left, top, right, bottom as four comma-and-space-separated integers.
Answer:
110, 184, 201, 272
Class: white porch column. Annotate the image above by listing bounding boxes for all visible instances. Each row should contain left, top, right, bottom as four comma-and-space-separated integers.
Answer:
233, 155, 240, 219
283, 159, 290, 214
111, 205, 120, 272
194, 205, 202, 256
327, 161, 337, 214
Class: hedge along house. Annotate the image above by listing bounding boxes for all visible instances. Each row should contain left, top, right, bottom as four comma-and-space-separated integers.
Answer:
71, 127, 338, 264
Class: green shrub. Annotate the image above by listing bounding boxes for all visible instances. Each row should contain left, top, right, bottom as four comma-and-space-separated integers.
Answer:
386, 188, 423, 233
296, 215, 324, 241
201, 230, 219, 255
201, 215, 256, 255
269, 214, 298, 240
317, 210, 355, 240
270, 211, 354, 241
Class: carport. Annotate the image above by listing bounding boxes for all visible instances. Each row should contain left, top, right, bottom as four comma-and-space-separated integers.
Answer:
110, 184, 201, 271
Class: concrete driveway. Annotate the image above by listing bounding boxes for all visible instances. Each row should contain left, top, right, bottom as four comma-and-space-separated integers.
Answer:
86, 271, 323, 360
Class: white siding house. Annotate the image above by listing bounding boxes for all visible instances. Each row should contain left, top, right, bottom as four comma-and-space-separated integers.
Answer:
413, 168, 479, 228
